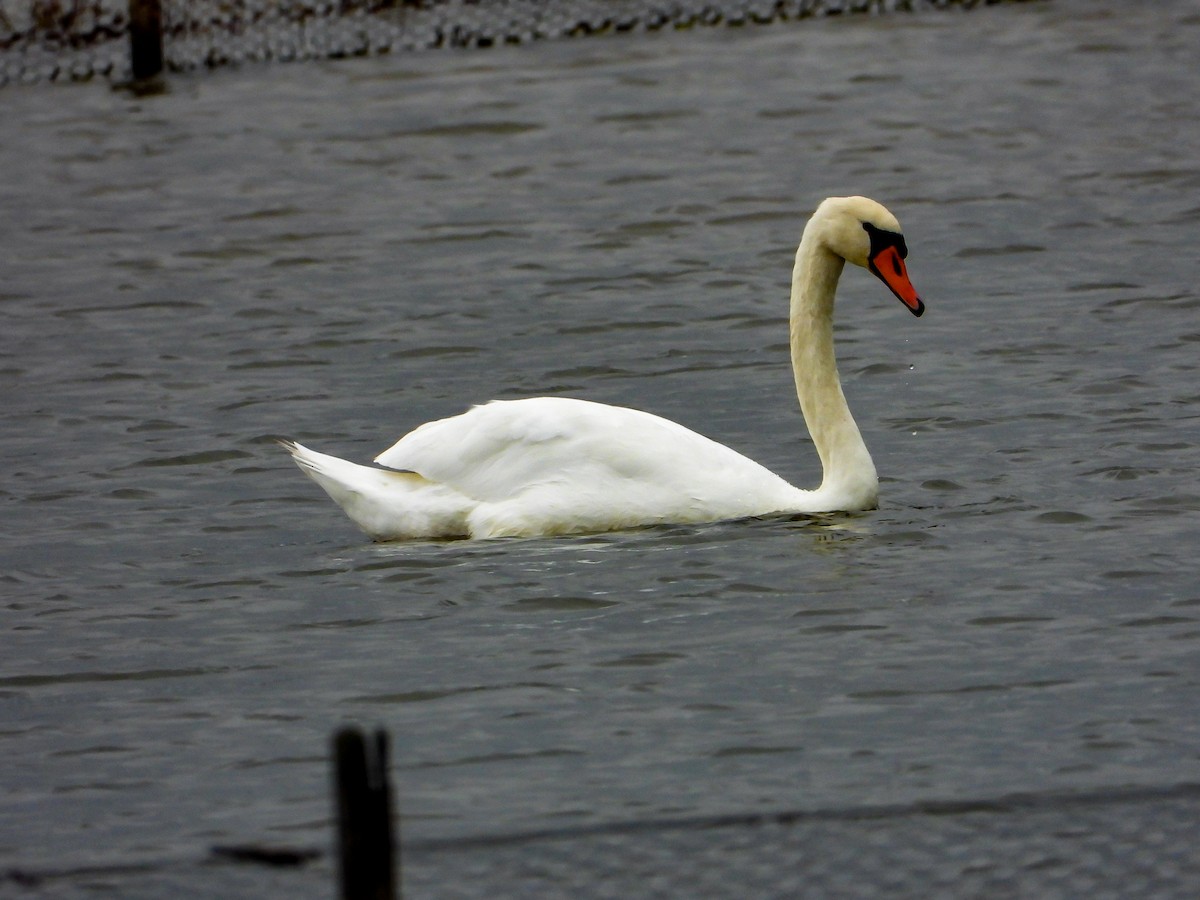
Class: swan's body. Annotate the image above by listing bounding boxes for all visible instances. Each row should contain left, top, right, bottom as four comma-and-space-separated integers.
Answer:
283, 196, 924, 541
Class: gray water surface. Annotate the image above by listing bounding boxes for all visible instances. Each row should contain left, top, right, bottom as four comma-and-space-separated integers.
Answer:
2, 0, 1199, 892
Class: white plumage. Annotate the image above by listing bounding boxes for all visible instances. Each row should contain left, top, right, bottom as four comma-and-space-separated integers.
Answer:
283, 196, 924, 541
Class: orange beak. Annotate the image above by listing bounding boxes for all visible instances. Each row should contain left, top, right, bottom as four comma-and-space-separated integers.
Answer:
869, 245, 924, 317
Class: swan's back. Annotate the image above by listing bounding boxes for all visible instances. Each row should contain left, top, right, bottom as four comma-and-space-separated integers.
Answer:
375, 398, 806, 536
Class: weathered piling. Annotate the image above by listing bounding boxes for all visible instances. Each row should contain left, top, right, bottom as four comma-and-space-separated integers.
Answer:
128, 0, 163, 81
334, 727, 398, 900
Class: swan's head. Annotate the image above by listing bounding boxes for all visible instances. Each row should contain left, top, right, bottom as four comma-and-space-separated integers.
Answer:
814, 196, 924, 317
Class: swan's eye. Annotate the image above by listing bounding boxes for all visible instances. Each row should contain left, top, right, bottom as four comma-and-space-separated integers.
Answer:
863, 222, 909, 263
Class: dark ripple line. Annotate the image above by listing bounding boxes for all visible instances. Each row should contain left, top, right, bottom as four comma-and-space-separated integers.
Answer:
0, 665, 254, 688
6, 782, 1200, 887
405, 781, 1200, 853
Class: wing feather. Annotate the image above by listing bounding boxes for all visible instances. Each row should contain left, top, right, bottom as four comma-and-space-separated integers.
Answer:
373, 397, 796, 511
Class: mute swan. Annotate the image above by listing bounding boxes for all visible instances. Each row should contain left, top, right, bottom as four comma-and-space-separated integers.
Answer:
282, 195, 923, 541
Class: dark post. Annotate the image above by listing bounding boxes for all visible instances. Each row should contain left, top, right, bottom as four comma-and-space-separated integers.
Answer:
128, 0, 163, 82
334, 727, 397, 900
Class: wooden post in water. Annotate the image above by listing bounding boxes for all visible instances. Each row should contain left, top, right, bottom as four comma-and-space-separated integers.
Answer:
334, 727, 398, 900
128, 0, 163, 82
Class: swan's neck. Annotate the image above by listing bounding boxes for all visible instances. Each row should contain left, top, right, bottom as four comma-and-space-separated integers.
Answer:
789, 232, 879, 509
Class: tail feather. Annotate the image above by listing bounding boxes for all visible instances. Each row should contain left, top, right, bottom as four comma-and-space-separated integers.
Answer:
280, 440, 472, 540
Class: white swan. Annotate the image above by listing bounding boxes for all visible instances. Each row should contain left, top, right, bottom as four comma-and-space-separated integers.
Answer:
282, 196, 924, 541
